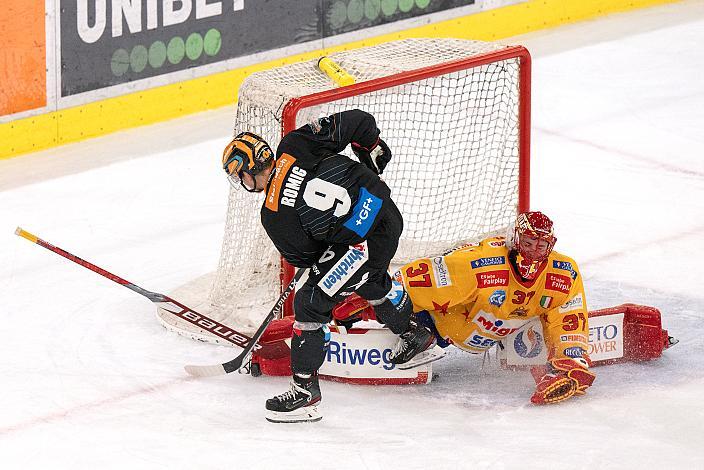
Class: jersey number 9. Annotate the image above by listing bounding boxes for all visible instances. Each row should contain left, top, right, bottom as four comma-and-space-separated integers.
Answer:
303, 178, 351, 217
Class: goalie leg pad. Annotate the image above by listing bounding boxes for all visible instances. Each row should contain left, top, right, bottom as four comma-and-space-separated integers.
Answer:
332, 293, 377, 323
260, 316, 294, 344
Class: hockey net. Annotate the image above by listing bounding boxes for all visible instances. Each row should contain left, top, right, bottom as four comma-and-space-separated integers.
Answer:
157, 38, 530, 344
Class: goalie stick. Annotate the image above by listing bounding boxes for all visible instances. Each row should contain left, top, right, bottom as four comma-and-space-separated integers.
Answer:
14, 227, 257, 350
183, 267, 306, 377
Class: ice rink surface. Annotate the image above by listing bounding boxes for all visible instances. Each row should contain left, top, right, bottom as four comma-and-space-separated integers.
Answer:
1, 1, 703, 468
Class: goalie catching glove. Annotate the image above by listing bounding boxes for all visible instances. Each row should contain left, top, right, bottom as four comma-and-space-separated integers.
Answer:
530, 357, 596, 405
351, 138, 391, 174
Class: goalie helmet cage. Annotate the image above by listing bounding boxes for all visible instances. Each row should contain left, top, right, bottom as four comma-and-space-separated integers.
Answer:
156, 38, 531, 344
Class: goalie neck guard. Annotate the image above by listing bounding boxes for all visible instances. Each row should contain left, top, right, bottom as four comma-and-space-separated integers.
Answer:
508, 211, 557, 280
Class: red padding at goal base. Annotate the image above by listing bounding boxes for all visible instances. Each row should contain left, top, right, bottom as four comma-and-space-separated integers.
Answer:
260, 316, 294, 344
251, 317, 293, 375
252, 351, 292, 376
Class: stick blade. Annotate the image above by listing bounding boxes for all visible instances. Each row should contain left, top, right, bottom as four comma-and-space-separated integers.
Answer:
184, 363, 227, 377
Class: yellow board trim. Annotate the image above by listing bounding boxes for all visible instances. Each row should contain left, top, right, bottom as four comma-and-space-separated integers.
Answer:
0, 0, 680, 160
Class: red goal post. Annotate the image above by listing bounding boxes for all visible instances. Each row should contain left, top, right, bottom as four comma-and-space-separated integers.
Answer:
157, 39, 531, 343
278, 45, 532, 316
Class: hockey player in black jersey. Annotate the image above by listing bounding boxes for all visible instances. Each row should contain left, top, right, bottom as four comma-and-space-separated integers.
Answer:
222, 109, 441, 423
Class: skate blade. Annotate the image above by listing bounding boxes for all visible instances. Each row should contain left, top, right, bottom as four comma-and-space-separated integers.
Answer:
265, 406, 322, 423
396, 347, 446, 370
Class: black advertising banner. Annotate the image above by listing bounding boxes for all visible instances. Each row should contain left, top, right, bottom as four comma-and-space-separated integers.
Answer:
60, 0, 476, 97
60, 0, 321, 96
322, 0, 475, 37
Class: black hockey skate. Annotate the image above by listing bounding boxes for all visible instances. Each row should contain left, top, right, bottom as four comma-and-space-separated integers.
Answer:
389, 321, 445, 370
265, 373, 322, 423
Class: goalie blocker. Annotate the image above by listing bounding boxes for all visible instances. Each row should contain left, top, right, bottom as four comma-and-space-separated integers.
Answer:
249, 302, 676, 383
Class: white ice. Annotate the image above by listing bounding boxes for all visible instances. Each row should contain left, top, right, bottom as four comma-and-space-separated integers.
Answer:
1, 1, 704, 468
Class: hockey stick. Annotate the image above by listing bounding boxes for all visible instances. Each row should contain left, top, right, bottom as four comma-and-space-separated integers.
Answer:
183, 267, 306, 377
14, 227, 254, 349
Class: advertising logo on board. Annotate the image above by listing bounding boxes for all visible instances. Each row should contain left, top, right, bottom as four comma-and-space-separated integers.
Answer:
60, 0, 481, 96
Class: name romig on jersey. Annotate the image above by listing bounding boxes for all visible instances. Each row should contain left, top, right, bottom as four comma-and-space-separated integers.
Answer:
280, 165, 307, 208
399, 237, 590, 360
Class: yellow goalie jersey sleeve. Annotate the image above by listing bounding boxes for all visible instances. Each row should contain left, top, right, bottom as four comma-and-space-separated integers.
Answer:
397, 237, 590, 360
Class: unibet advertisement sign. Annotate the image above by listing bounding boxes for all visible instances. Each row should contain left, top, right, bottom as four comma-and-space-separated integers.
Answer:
60, 0, 476, 97
60, 0, 319, 96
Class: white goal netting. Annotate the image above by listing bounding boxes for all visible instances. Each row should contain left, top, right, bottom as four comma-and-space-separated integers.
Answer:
157, 38, 529, 344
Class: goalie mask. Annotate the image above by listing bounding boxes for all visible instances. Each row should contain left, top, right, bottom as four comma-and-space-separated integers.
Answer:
222, 132, 274, 192
508, 211, 557, 280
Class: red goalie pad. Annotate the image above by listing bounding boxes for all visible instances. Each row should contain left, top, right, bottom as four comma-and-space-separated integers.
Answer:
260, 316, 294, 345
331, 293, 377, 323
250, 317, 293, 375
589, 303, 675, 366
501, 303, 677, 368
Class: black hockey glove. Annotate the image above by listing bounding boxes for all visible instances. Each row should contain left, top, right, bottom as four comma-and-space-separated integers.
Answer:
351, 138, 391, 175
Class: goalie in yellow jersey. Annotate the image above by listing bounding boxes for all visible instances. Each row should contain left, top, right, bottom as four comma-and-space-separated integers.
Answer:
333, 211, 595, 405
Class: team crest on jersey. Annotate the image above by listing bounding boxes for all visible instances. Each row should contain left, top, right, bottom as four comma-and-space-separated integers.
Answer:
489, 290, 506, 307
545, 273, 572, 294
431, 257, 452, 287
553, 260, 578, 280
508, 307, 528, 318
476, 270, 509, 288
470, 256, 506, 269
488, 240, 506, 248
